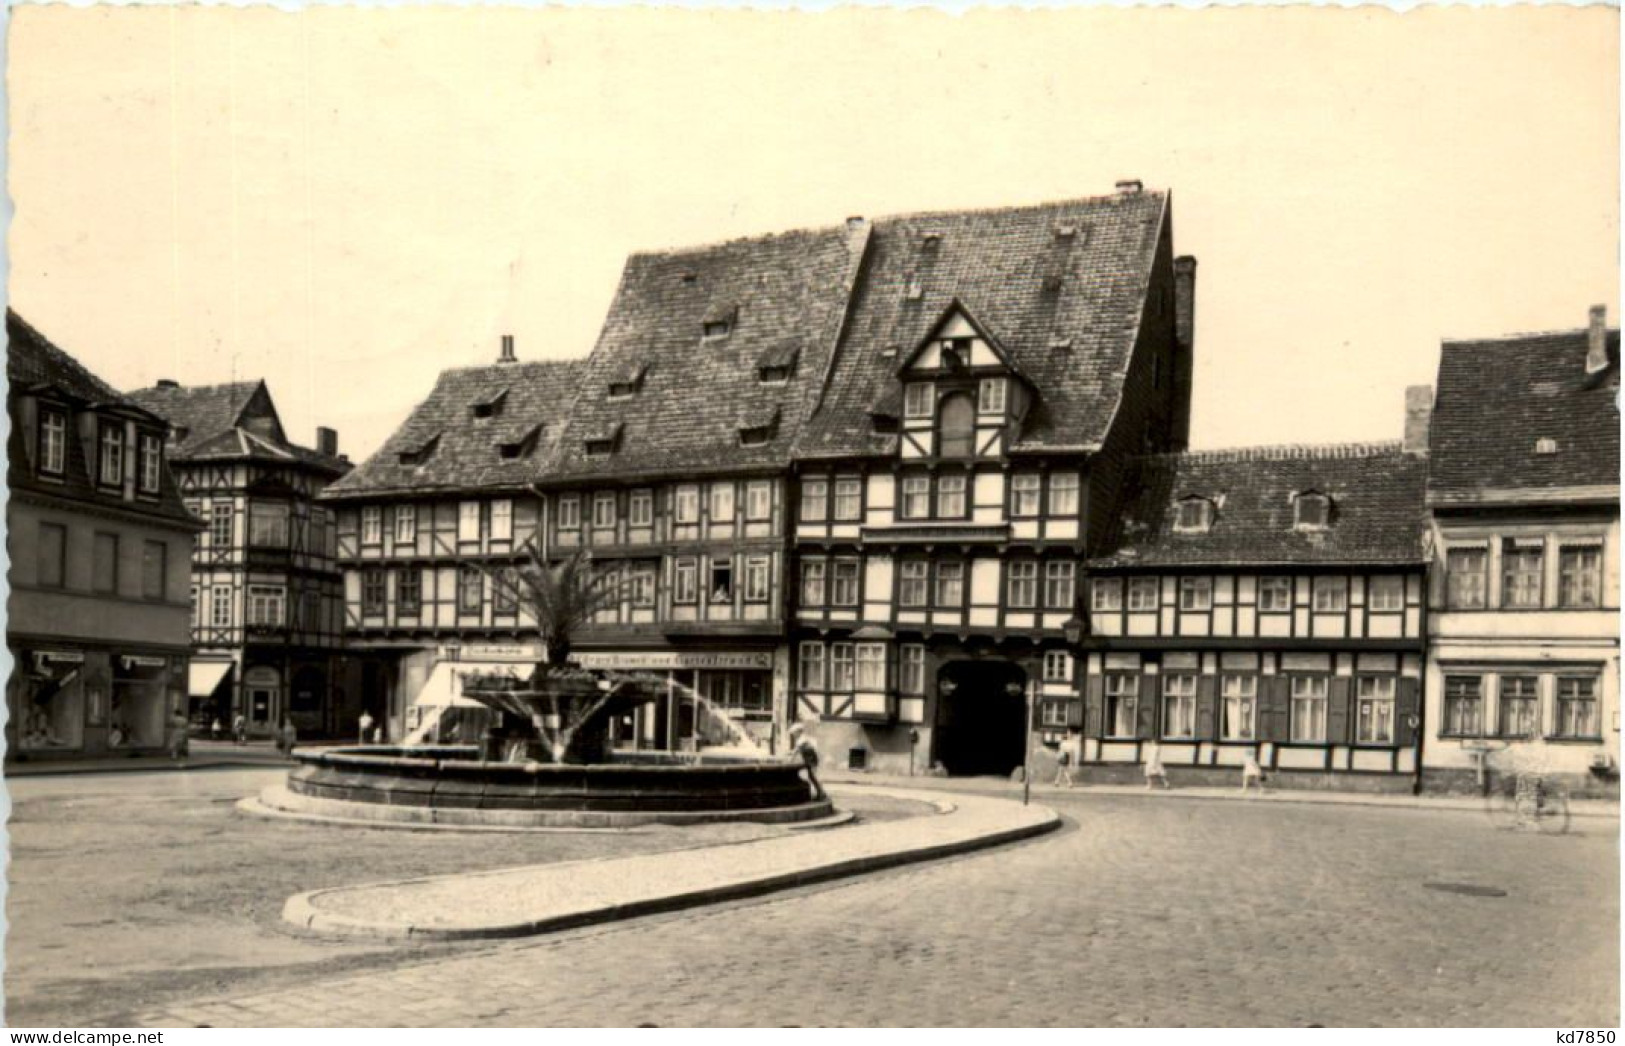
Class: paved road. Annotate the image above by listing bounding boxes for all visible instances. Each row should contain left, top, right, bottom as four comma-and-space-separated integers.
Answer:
132, 791, 1618, 1028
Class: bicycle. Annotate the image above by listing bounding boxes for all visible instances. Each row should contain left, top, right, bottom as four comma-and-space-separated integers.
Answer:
1484, 761, 1572, 835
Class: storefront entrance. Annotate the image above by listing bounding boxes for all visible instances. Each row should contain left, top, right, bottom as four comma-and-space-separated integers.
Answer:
933, 660, 1028, 777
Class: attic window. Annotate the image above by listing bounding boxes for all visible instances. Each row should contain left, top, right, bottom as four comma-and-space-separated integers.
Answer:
583, 423, 623, 458
472, 390, 508, 419
1534, 437, 1559, 455
1049, 336, 1073, 351
1294, 492, 1331, 530
703, 320, 732, 339
680, 271, 698, 285
939, 338, 971, 371
904, 273, 924, 302
701, 305, 737, 340
398, 434, 440, 467
1053, 223, 1078, 239
759, 365, 791, 384
1173, 497, 1214, 534
880, 343, 900, 359
737, 408, 780, 448
497, 425, 542, 460
757, 345, 799, 384
608, 364, 648, 400
921, 231, 943, 248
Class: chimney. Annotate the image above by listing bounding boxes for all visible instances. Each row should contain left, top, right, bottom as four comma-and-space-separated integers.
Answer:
1115, 178, 1143, 195
316, 426, 339, 458
498, 334, 516, 364
156, 379, 180, 390
1586, 304, 1610, 374
1403, 384, 1434, 455
1169, 255, 1198, 452
845, 216, 866, 232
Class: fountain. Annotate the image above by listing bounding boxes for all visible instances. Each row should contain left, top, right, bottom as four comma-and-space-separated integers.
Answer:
271, 547, 831, 828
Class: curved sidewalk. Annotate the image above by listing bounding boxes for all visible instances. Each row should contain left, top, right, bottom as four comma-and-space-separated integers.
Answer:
284, 785, 1059, 941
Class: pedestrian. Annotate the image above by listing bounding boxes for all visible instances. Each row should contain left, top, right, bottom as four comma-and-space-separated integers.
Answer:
168, 710, 190, 764
1241, 751, 1265, 794
359, 709, 375, 745
232, 713, 247, 745
1052, 734, 1078, 788
277, 717, 298, 760
210, 717, 222, 742
1143, 741, 1171, 790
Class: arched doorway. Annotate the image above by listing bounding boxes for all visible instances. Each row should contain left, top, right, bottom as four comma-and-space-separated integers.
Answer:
933, 660, 1027, 776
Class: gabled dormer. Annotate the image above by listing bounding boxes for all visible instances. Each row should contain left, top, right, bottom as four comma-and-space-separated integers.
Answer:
894, 301, 1033, 462
1293, 489, 1333, 531
1173, 494, 1218, 534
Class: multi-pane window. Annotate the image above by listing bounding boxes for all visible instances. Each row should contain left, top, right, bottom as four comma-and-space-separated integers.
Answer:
593, 492, 617, 529
1289, 676, 1329, 742
1043, 650, 1071, 682
936, 474, 967, 518
744, 556, 770, 603
629, 567, 657, 608
98, 425, 124, 486
1128, 577, 1159, 612
1045, 562, 1076, 609
800, 480, 828, 523
1175, 499, 1212, 533
745, 481, 772, 522
1556, 676, 1600, 738
393, 506, 416, 544
1501, 541, 1543, 608
250, 503, 290, 547
1559, 546, 1603, 609
800, 559, 827, 607
490, 499, 513, 542
710, 483, 735, 523
1040, 702, 1071, 729
674, 557, 698, 604
139, 433, 163, 493
1105, 674, 1137, 737
91, 531, 119, 594
1162, 674, 1197, 739
396, 568, 421, 614
248, 585, 286, 626
900, 645, 926, 694
1178, 576, 1212, 611
212, 503, 235, 548
899, 561, 929, 607
1446, 548, 1487, 609
38, 410, 66, 475
458, 567, 482, 614
831, 559, 860, 606
904, 383, 933, 418
1221, 675, 1257, 741
1442, 675, 1483, 737
799, 642, 826, 690
833, 478, 862, 522
936, 562, 964, 607
674, 486, 700, 524
1312, 577, 1348, 612
1294, 494, 1329, 529
900, 476, 931, 520
557, 495, 581, 531
978, 377, 1006, 415
141, 541, 166, 600
1092, 577, 1124, 612
1048, 473, 1080, 516
629, 489, 654, 528
1499, 675, 1538, 738
709, 562, 733, 603
459, 501, 482, 541
1368, 575, 1404, 612
856, 644, 886, 689
1355, 676, 1396, 744
1258, 576, 1293, 612
1012, 473, 1042, 517
1007, 561, 1038, 609
35, 522, 65, 588
829, 643, 856, 690
211, 584, 233, 627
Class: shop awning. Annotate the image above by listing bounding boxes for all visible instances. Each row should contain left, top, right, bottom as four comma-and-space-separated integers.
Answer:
411, 662, 535, 709
188, 660, 234, 699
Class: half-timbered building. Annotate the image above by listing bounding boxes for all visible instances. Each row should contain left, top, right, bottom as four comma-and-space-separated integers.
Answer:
7, 311, 199, 760
790, 184, 1196, 775
1070, 425, 1431, 790
1422, 308, 1620, 796
127, 379, 350, 737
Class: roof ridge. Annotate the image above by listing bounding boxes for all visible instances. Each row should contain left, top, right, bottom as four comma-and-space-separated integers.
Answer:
1143, 440, 1406, 465
1443, 326, 1620, 346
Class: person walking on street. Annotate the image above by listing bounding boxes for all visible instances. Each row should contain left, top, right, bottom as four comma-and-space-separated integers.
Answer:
1143, 741, 1171, 790
210, 717, 222, 741
277, 717, 298, 760
232, 713, 247, 745
1241, 751, 1265, 794
359, 710, 375, 745
168, 710, 191, 764
1053, 734, 1078, 787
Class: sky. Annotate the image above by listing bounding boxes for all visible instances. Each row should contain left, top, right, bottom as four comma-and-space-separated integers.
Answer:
8, 5, 1618, 464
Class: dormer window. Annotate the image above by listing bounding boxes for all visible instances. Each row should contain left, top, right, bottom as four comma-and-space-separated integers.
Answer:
38, 408, 66, 476
701, 305, 736, 340
138, 432, 163, 494
1535, 437, 1559, 455
939, 338, 970, 371
757, 344, 799, 384
737, 407, 780, 448
608, 363, 649, 399
583, 423, 623, 457
471, 390, 507, 419
1173, 497, 1214, 534
904, 383, 933, 419
1294, 492, 1331, 530
497, 424, 542, 460
978, 377, 1007, 416
904, 273, 924, 301
98, 423, 125, 487
398, 433, 440, 466
759, 365, 791, 384
740, 425, 772, 448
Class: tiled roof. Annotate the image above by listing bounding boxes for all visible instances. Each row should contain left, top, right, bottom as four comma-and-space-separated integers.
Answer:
1429, 327, 1620, 503
545, 224, 866, 482
6, 310, 196, 526
1090, 442, 1428, 568
323, 358, 583, 499
125, 381, 262, 456
798, 190, 1168, 459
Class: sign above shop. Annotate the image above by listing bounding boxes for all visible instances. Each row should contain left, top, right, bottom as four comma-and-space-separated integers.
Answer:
573, 651, 774, 671
120, 656, 168, 670
439, 643, 543, 663
35, 651, 85, 665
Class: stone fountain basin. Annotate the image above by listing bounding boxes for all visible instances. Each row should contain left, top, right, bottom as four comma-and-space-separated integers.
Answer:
282, 745, 832, 828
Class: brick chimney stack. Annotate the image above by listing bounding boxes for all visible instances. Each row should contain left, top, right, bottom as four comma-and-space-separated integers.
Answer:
316, 426, 339, 458
499, 334, 516, 364
1403, 384, 1434, 455
1586, 304, 1610, 374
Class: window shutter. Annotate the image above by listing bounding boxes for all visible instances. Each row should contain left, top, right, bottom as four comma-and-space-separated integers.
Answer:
1084, 675, 1105, 738
1137, 674, 1159, 739
1396, 676, 1420, 748
1195, 675, 1218, 741
1065, 699, 1084, 728
1327, 677, 1352, 744
1030, 697, 1047, 732
1263, 676, 1290, 742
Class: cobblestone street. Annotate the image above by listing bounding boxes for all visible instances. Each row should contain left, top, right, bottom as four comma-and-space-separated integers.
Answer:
120, 787, 1618, 1028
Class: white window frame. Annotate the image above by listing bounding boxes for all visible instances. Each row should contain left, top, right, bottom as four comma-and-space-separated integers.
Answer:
1007, 561, 1038, 609
904, 383, 933, 419
935, 562, 964, 607
1178, 576, 1212, 611
800, 479, 828, 523
592, 492, 617, 529
1368, 575, 1404, 612
1442, 674, 1484, 738
1043, 650, 1071, 683
490, 499, 513, 542
247, 585, 286, 627
1127, 577, 1159, 612
799, 642, 826, 690
745, 481, 772, 522
1556, 675, 1601, 739
1092, 577, 1124, 612
831, 558, 860, 606
978, 377, 1007, 415
212, 503, 235, 549
1289, 676, 1329, 742
1559, 544, 1604, 609
1445, 547, 1488, 610
1221, 674, 1257, 741
139, 433, 163, 493
710, 483, 735, 523
1312, 576, 1348, 612
900, 475, 930, 520
211, 584, 232, 627
39, 410, 66, 475
800, 558, 827, 608
1012, 473, 1042, 517
98, 425, 124, 486
1258, 576, 1292, 612
899, 561, 929, 607
936, 473, 967, 518
1048, 473, 1080, 516
1044, 561, 1075, 609
829, 643, 856, 691
458, 501, 482, 542
833, 478, 862, 521
744, 555, 771, 603
1161, 674, 1197, 739
1355, 676, 1396, 744
900, 645, 925, 695
1174, 499, 1212, 533
557, 495, 581, 531
393, 505, 417, 545
1105, 673, 1138, 738
629, 489, 654, 528
674, 557, 699, 605
674, 486, 701, 524
856, 643, 886, 690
